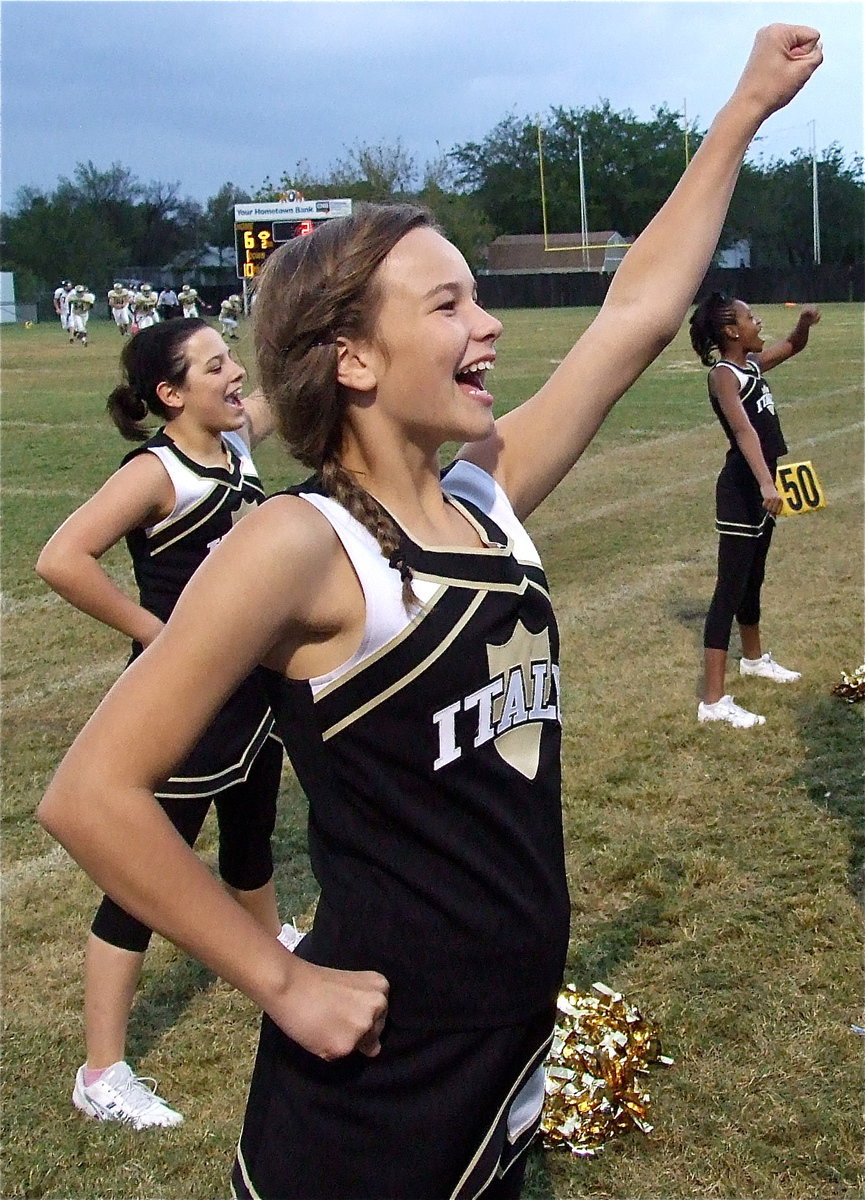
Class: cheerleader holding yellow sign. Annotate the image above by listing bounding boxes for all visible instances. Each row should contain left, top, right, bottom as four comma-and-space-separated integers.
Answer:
689, 294, 821, 728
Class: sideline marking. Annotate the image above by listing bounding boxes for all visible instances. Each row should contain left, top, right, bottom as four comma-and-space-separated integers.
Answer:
1, 592, 64, 615
4, 486, 89, 498
555, 478, 862, 629
0, 420, 93, 430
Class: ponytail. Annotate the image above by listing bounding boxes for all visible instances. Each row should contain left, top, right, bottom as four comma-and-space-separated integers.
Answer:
106, 383, 151, 442
689, 291, 737, 367
106, 317, 209, 442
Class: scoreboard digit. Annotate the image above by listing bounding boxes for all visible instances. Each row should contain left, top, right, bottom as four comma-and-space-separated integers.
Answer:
235, 223, 277, 279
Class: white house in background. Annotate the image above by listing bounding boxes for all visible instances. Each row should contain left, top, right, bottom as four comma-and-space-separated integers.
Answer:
163, 244, 236, 286
717, 239, 751, 268
1, 272, 17, 322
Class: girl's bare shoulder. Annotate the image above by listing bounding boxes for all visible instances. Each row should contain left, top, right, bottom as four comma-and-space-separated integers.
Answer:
213, 489, 331, 548
200, 491, 348, 604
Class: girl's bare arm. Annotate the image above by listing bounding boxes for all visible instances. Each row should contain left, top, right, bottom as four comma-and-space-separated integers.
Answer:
37, 496, 389, 1059
35, 455, 175, 646
754, 305, 821, 373
462, 24, 822, 520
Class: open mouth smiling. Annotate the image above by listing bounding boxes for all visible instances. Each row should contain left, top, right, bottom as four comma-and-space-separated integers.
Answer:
455, 358, 495, 393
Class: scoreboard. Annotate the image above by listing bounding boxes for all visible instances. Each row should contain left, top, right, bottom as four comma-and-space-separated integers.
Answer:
233, 199, 352, 280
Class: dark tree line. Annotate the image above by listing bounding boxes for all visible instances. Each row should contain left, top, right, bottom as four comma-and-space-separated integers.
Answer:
725, 145, 864, 267
0, 164, 252, 300
449, 104, 862, 268
2, 105, 861, 299
450, 103, 702, 244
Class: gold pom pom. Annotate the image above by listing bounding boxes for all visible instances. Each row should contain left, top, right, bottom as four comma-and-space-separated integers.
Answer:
541, 982, 673, 1157
832, 665, 865, 704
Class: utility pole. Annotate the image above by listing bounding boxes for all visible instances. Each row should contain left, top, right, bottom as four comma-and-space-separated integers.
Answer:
810, 120, 821, 266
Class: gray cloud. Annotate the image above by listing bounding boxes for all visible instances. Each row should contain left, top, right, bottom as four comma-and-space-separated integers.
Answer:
1, 1, 861, 209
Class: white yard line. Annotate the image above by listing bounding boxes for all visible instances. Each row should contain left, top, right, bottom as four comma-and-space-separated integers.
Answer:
1, 420, 93, 430
3, 570, 136, 616
542, 423, 863, 530
576, 386, 861, 467
555, 479, 862, 626
556, 553, 715, 627
4, 657, 125, 713
1, 591, 64, 615
4, 486, 90, 498
1, 844, 74, 896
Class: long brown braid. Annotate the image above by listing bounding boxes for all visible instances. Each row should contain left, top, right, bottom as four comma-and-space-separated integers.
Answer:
253, 203, 440, 608
319, 460, 414, 607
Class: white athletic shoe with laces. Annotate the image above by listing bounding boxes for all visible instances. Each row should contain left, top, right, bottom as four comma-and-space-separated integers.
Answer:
697, 694, 766, 728
739, 652, 801, 683
72, 1061, 183, 1129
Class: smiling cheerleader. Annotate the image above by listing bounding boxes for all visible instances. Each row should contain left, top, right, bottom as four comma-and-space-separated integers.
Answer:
38, 27, 822, 1198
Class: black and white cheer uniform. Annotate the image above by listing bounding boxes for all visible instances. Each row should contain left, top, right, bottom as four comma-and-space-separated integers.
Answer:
122, 427, 275, 796
91, 428, 280, 953
703, 358, 789, 651
709, 357, 787, 538
232, 459, 571, 1200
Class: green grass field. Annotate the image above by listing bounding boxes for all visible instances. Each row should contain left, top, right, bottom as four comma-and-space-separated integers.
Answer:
2, 306, 863, 1200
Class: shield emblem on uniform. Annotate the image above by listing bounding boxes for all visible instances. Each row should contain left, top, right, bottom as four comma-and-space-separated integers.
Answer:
486, 622, 553, 781
232, 498, 257, 526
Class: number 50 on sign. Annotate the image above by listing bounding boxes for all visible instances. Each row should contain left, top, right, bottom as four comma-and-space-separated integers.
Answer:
775, 461, 826, 516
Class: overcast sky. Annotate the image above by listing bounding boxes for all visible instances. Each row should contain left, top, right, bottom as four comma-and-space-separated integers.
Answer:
1, 0, 862, 211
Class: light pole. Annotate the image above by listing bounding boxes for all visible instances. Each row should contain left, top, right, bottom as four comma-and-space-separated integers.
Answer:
810, 120, 821, 266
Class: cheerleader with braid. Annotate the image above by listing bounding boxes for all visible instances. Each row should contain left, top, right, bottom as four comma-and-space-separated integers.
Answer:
690, 293, 820, 728
39, 27, 821, 1197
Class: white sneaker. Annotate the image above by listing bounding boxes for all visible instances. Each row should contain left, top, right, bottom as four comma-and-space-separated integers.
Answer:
72, 1061, 183, 1129
697, 695, 766, 728
277, 921, 303, 951
739, 652, 801, 683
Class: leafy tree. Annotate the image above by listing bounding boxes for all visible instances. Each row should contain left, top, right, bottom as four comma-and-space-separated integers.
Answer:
816, 146, 865, 265
252, 141, 492, 268
1, 162, 203, 294
417, 154, 495, 269
325, 139, 418, 202
134, 181, 202, 271
555, 102, 699, 237
451, 105, 862, 268
450, 103, 702, 240
1, 185, 126, 292
725, 144, 863, 266
449, 113, 543, 238
203, 182, 253, 260
255, 139, 420, 204
55, 162, 143, 253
